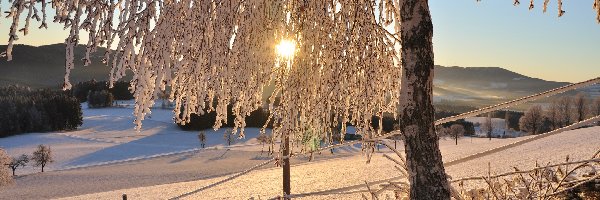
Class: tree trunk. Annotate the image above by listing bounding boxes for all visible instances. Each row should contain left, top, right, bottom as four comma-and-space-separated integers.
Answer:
398, 0, 451, 199
282, 133, 291, 198
41, 164, 45, 172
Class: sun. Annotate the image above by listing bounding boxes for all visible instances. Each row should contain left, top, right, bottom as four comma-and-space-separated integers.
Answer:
276, 39, 296, 59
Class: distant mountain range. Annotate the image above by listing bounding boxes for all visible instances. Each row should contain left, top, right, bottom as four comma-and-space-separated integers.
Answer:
1, 44, 594, 107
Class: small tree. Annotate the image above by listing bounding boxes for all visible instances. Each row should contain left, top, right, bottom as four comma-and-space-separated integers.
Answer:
573, 93, 588, 122
0, 148, 12, 186
257, 134, 272, 155
436, 125, 449, 138
223, 129, 234, 146
197, 131, 206, 148
504, 111, 511, 131
329, 128, 342, 154
32, 145, 53, 172
390, 123, 402, 149
519, 105, 544, 135
449, 124, 465, 145
482, 113, 494, 140
546, 100, 561, 130
558, 96, 572, 127
6, 154, 29, 176
593, 96, 600, 116
594, 97, 600, 126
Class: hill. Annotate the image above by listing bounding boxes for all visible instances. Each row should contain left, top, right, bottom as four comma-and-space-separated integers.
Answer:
0, 44, 588, 106
433, 66, 575, 107
0, 44, 128, 88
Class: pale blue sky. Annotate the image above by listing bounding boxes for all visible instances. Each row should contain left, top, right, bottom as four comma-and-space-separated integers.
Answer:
430, 1, 600, 83
1, 1, 598, 82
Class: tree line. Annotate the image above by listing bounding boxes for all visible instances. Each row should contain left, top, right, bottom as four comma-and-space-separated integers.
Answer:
519, 93, 600, 134
0, 85, 82, 137
70, 80, 132, 103
178, 104, 272, 131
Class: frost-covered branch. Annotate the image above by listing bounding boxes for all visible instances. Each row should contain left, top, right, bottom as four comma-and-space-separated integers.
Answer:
2, 0, 403, 142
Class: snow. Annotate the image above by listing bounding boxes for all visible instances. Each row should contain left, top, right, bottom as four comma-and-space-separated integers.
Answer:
465, 117, 525, 137
0, 103, 269, 175
58, 126, 600, 199
2, 102, 598, 199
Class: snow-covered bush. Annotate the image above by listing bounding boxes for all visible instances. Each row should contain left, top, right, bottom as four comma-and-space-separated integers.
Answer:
0, 148, 13, 186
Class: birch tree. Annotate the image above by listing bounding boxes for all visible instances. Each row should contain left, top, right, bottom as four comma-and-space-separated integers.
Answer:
482, 113, 494, 140
3, 0, 599, 199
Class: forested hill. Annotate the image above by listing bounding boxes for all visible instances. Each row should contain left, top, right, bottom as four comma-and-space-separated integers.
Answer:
0, 44, 126, 88
433, 66, 572, 103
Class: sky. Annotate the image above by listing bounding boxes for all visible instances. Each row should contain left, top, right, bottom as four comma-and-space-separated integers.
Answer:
1, 1, 599, 83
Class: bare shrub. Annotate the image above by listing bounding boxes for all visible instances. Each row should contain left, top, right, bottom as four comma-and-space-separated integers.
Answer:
451, 150, 600, 199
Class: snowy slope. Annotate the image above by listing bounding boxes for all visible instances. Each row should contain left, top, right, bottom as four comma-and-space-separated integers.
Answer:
60, 127, 599, 199
0, 103, 269, 175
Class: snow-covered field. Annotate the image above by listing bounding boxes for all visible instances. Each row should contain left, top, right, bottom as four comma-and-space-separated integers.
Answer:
1, 103, 598, 199
0, 102, 269, 175
59, 125, 600, 199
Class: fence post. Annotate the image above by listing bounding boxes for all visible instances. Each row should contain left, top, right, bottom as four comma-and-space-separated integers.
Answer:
283, 132, 291, 199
